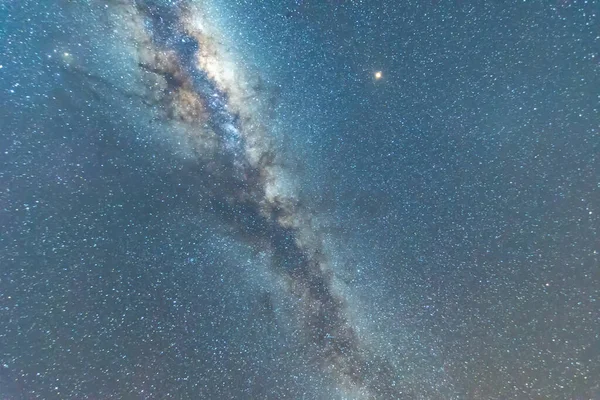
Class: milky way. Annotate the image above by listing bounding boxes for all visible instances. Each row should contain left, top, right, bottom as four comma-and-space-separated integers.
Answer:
105, 0, 408, 397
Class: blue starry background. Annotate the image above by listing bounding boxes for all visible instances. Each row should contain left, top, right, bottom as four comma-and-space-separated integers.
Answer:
1, 0, 599, 399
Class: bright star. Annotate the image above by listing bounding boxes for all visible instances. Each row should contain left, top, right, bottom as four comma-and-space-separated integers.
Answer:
374, 71, 382, 80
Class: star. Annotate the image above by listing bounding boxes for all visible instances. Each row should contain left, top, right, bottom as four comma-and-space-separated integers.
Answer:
374, 71, 383, 80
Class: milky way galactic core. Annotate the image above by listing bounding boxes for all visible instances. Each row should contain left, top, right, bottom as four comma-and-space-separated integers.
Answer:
110, 1, 406, 396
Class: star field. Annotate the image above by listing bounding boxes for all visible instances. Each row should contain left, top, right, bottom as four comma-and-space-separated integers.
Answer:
1, 1, 599, 399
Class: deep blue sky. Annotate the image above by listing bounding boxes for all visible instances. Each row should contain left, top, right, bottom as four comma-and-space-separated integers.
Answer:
1, 1, 599, 399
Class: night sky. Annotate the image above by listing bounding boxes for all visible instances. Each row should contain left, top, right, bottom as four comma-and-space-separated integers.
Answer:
1, 0, 599, 399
